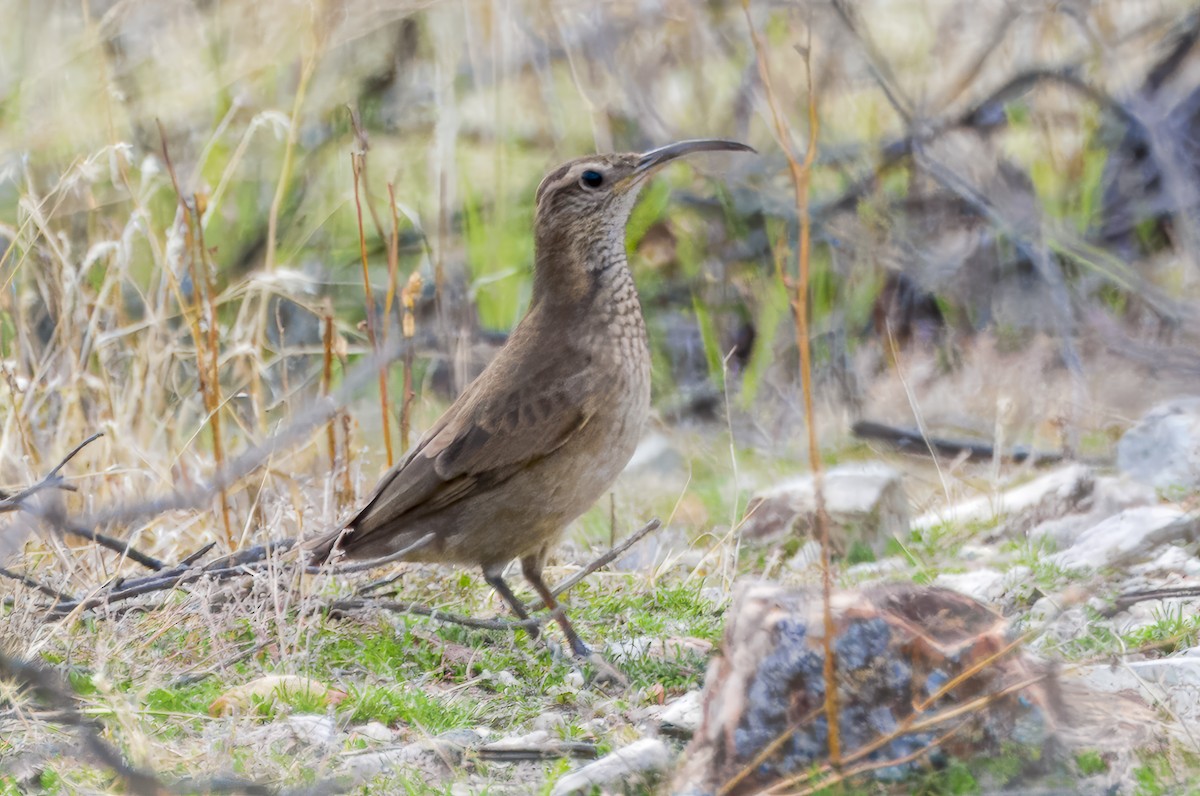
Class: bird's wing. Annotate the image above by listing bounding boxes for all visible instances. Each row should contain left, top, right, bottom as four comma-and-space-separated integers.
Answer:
338, 340, 599, 549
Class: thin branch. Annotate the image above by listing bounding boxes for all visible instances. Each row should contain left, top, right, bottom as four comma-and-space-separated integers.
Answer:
326, 598, 544, 633
528, 517, 662, 611
0, 432, 103, 513
0, 567, 76, 602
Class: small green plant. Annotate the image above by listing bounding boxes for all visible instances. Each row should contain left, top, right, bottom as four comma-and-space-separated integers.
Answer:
1076, 750, 1108, 776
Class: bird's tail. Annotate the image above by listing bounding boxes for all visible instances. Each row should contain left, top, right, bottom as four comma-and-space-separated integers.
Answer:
301, 526, 351, 567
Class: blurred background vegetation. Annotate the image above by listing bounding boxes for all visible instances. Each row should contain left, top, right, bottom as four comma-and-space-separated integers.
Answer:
2, 0, 1200, 554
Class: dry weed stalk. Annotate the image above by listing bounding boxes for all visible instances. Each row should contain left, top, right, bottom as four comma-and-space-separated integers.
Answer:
350, 150, 395, 468
157, 124, 235, 550
742, 1, 839, 763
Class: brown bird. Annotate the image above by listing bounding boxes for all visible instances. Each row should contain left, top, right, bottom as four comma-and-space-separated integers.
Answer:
313, 139, 755, 658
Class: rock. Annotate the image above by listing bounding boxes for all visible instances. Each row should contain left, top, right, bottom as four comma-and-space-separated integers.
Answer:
624, 432, 686, 476
672, 581, 1056, 794
934, 568, 1005, 603
1029, 475, 1157, 549
912, 464, 1093, 534
1050, 506, 1200, 570
341, 729, 482, 780
549, 738, 671, 796
1117, 397, 1200, 491
341, 746, 418, 779
286, 714, 338, 747
1131, 545, 1200, 578
1066, 657, 1200, 729
740, 463, 909, 554
659, 690, 703, 738
1113, 595, 1200, 636
481, 730, 550, 752
844, 556, 909, 582
607, 636, 713, 663
353, 721, 393, 743
533, 712, 567, 733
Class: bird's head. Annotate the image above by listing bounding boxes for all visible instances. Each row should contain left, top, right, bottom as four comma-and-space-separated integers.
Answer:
531, 139, 755, 301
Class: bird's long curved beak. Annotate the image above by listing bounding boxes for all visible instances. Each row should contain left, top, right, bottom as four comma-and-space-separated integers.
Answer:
634, 138, 756, 175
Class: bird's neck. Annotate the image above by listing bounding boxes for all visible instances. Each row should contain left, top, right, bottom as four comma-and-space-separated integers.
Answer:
531, 226, 633, 311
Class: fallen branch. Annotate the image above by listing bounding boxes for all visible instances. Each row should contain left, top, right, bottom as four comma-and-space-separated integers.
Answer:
852, 420, 1064, 464
325, 598, 544, 634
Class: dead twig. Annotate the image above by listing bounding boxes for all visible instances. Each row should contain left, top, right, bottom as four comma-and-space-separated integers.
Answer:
527, 517, 662, 610
0, 567, 76, 602
0, 432, 103, 513
325, 598, 544, 634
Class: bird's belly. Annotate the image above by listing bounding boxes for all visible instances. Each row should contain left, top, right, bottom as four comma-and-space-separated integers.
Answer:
420, 379, 649, 569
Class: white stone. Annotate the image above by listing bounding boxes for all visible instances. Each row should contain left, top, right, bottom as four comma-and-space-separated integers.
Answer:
1066, 657, 1200, 726
1131, 545, 1200, 578
913, 464, 1092, 532
482, 730, 550, 751
286, 714, 337, 747
340, 746, 410, 778
624, 432, 685, 475
1050, 506, 1200, 569
934, 569, 1005, 603
659, 690, 702, 735
1029, 475, 1158, 549
740, 463, 909, 548
550, 738, 671, 796
533, 712, 567, 733
1118, 398, 1200, 490
355, 721, 393, 743
845, 556, 910, 581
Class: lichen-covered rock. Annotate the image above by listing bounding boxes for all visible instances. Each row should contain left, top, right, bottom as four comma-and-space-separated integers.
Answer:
672, 581, 1054, 795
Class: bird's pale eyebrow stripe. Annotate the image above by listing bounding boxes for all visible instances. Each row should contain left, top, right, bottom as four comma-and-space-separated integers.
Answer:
535, 164, 577, 207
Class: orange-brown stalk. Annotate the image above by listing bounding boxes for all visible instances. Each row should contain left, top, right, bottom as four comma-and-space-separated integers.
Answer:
157, 122, 234, 550
351, 152, 395, 469
743, 2, 837, 762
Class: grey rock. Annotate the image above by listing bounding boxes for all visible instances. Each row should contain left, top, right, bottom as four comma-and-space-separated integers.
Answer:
1066, 657, 1200, 729
1050, 506, 1200, 570
286, 714, 338, 747
353, 721, 393, 743
740, 463, 909, 552
1117, 398, 1200, 491
934, 568, 1005, 603
623, 432, 686, 476
659, 690, 702, 738
913, 464, 1093, 534
550, 738, 670, 796
1029, 475, 1158, 549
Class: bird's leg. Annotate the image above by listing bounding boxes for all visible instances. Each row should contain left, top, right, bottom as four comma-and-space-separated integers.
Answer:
520, 555, 591, 658
483, 566, 540, 641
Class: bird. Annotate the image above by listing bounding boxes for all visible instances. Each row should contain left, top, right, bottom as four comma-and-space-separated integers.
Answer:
311, 139, 755, 659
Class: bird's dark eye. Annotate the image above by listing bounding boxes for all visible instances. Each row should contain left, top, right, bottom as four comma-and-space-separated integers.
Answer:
580, 170, 604, 189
